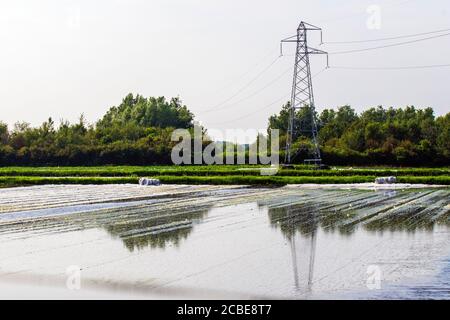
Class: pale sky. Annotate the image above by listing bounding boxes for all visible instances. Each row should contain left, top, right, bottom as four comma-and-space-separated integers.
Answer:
0, 0, 449, 142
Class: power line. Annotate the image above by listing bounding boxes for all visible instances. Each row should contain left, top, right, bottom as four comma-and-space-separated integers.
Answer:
198, 55, 282, 112
330, 63, 450, 70
323, 27, 450, 44
206, 94, 290, 126
202, 64, 292, 114
214, 47, 280, 93
199, 28, 450, 115
311, 66, 328, 78
207, 67, 328, 125
329, 32, 450, 55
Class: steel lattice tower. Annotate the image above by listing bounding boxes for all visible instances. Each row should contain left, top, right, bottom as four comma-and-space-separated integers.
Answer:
281, 22, 327, 164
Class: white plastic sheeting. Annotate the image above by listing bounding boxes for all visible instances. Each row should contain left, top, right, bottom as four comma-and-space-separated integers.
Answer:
375, 176, 397, 184
138, 177, 161, 186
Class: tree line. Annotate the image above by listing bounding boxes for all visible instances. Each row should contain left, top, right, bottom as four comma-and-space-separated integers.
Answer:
0, 94, 194, 165
0, 93, 449, 166
269, 103, 449, 166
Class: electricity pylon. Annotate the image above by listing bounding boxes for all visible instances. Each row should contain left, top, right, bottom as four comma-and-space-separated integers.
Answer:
281, 21, 328, 164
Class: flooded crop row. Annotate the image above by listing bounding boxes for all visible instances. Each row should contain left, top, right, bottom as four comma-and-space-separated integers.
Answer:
0, 184, 448, 299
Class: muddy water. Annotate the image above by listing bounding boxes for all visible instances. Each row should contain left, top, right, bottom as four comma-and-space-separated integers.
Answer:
0, 185, 449, 299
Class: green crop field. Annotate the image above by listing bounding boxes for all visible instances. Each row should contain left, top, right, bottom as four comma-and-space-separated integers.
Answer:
0, 165, 448, 187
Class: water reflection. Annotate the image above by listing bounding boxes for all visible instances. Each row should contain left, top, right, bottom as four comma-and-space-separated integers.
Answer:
0, 187, 449, 299
103, 207, 210, 252
265, 189, 450, 238
2, 188, 446, 256
268, 206, 318, 238
0, 201, 213, 253
263, 188, 450, 293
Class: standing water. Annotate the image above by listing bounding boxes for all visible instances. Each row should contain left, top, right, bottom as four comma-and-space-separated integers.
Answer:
0, 185, 448, 299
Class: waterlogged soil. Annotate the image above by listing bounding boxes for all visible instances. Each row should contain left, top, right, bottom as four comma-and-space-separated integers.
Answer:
0, 184, 449, 299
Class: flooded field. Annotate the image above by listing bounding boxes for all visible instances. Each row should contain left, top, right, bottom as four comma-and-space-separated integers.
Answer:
0, 184, 449, 299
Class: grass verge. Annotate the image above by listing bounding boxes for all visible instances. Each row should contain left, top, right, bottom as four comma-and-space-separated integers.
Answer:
1, 175, 449, 187
0, 166, 448, 177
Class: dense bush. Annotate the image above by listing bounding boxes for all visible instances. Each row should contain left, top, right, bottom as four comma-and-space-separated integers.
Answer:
269, 104, 450, 166
1, 94, 449, 166
0, 94, 192, 166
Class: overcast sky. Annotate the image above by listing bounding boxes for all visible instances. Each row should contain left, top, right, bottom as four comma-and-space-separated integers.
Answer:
0, 0, 449, 142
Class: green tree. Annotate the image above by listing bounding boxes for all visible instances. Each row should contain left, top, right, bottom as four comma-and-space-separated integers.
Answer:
0, 122, 8, 145
319, 105, 358, 143
268, 103, 319, 146
436, 113, 450, 159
